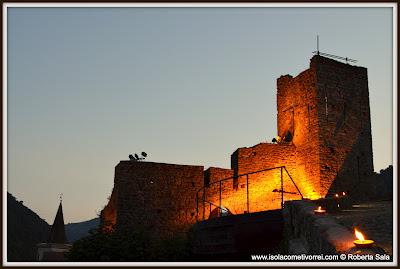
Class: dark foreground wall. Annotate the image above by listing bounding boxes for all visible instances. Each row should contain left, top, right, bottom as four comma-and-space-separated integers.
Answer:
191, 210, 284, 261
283, 200, 388, 256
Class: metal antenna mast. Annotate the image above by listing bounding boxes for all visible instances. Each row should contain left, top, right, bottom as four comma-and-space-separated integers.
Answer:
313, 35, 357, 64
312, 35, 357, 64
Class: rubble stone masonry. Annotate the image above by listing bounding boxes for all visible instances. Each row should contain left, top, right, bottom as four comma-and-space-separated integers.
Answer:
101, 55, 374, 238
102, 161, 204, 238
313, 56, 374, 195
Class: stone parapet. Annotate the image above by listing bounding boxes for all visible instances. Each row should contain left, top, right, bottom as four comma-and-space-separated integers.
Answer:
283, 200, 387, 256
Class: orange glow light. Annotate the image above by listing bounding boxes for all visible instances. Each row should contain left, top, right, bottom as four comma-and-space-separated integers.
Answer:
354, 228, 374, 248
355, 229, 365, 241
314, 205, 326, 215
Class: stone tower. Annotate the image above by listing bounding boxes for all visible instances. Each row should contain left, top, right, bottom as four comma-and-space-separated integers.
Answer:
101, 55, 375, 238
277, 55, 374, 197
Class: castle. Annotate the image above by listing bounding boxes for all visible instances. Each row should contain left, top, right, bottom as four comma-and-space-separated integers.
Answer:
101, 55, 374, 239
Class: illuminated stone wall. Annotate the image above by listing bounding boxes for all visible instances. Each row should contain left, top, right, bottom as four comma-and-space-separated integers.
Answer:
102, 55, 374, 235
216, 61, 324, 216
200, 167, 234, 220
229, 143, 314, 214
204, 167, 234, 185
233, 56, 373, 201
277, 63, 322, 197
219, 55, 374, 214
100, 187, 117, 232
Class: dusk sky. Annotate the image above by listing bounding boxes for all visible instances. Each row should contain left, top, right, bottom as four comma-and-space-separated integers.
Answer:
6, 6, 393, 224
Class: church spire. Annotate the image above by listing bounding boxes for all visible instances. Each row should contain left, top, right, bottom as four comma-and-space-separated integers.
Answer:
47, 197, 67, 244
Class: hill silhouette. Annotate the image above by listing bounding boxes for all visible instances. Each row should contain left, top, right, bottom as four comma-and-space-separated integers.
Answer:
65, 218, 100, 242
7, 192, 101, 261
7, 192, 50, 261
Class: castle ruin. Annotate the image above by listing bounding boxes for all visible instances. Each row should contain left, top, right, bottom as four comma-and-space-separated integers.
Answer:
101, 55, 374, 239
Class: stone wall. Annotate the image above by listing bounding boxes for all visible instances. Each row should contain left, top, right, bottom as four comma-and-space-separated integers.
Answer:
200, 167, 234, 220
102, 161, 204, 239
200, 144, 307, 218
230, 143, 313, 212
228, 56, 374, 204
277, 65, 322, 197
313, 56, 374, 196
283, 200, 386, 256
204, 167, 234, 185
283, 200, 354, 254
101, 55, 375, 238
100, 187, 117, 232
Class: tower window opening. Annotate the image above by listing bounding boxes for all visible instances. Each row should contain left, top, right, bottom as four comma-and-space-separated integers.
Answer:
283, 131, 293, 142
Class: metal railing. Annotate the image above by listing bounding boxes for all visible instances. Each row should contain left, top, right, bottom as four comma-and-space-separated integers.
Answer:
196, 166, 303, 221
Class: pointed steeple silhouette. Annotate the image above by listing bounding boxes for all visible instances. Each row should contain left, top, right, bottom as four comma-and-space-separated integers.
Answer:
47, 201, 67, 244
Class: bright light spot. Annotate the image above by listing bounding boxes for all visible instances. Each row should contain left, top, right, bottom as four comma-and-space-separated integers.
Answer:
355, 228, 365, 242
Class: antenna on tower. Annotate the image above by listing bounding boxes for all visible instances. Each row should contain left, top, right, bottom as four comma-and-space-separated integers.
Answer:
59, 193, 63, 203
313, 35, 357, 64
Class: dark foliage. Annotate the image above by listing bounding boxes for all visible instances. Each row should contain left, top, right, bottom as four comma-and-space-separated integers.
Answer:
7, 192, 50, 261
350, 165, 393, 202
67, 225, 191, 262
375, 165, 393, 200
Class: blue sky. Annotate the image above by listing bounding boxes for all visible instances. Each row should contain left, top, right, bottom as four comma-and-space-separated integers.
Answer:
7, 6, 393, 223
